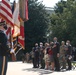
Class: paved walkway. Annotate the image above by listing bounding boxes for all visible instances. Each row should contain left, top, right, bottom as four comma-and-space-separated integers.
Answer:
7, 62, 76, 75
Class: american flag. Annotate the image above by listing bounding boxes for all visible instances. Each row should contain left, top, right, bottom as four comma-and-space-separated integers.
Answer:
0, 0, 13, 27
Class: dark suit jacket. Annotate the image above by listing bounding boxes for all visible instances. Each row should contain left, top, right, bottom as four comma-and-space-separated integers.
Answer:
52, 42, 60, 56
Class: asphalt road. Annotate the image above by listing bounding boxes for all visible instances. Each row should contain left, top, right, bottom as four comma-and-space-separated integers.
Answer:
7, 62, 76, 75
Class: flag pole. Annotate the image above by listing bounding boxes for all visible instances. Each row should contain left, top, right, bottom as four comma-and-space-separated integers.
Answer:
8, 0, 16, 61
10, 27, 16, 61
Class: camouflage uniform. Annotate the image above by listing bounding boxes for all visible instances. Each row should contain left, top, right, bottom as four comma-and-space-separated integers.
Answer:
59, 45, 66, 69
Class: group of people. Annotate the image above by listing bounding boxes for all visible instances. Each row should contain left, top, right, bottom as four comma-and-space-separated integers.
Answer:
0, 21, 73, 75
31, 37, 73, 71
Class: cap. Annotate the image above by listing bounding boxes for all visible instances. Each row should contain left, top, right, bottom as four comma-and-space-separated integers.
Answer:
0, 21, 6, 26
0, 21, 7, 30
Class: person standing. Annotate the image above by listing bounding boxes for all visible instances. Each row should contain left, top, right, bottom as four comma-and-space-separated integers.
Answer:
0, 21, 10, 75
52, 37, 60, 71
44, 43, 50, 70
30, 47, 35, 68
33, 43, 39, 68
49, 42, 54, 71
59, 41, 66, 70
65, 40, 72, 70
39, 42, 45, 69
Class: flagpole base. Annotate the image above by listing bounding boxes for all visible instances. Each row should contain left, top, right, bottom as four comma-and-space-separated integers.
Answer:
11, 53, 16, 61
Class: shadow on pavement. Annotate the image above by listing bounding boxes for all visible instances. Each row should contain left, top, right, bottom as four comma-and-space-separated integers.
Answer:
22, 68, 53, 75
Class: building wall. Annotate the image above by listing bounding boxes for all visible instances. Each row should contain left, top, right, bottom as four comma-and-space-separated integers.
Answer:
45, 7, 54, 15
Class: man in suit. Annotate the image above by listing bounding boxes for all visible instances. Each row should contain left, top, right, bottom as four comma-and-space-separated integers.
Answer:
33, 43, 39, 68
0, 21, 9, 75
52, 37, 60, 71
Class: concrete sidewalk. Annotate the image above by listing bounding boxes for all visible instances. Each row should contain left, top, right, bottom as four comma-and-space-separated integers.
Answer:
7, 62, 76, 75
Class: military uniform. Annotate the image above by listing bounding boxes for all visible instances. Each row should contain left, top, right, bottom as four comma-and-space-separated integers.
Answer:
0, 21, 9, 75
59, 45, 66, 69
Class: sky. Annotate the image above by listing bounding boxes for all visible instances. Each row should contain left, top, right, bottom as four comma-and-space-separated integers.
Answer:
0, 0, 61, 7
38, 0, 61, 7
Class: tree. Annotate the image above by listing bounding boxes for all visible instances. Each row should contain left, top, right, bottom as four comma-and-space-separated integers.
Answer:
49, 0, 76, 46
49, 0, 67, 42
55, 0, 67, 14
24, 0, 49, 52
